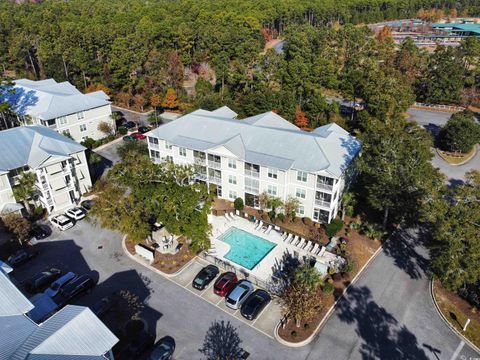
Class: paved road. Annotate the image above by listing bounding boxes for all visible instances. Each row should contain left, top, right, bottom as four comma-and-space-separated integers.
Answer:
112, 105, 151, 126
306, 228, 479, 360
406, 108, 452, 135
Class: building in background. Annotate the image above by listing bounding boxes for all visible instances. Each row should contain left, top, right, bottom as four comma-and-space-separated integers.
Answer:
3, 78, 114, 141
146, 107, 361, 223
0, 126, 92, 215
0, 268, 118, 360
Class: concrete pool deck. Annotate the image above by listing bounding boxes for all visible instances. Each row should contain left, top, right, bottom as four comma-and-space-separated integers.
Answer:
209, 215, 343, 282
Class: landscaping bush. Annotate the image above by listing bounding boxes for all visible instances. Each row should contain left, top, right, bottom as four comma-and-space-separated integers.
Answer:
293, 217, 302, 225
438, 110, 480, 153
303, 217, 313, 226
118, 126, 128, 135
268, 210, 276, 220
349, 218, 362, 230
261, 213, 270, 222
322, 282, 334, 295
361, 221, 387, 240
276, 213, 286, 223
80, 137, 96, 149
342, 261, 355, 274
324, 219, 344, 237
233, 197, 244, 211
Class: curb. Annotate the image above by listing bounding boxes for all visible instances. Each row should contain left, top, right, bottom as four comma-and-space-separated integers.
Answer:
435, 145, 478, 167
430, 279, 480, 355
275, 244, 384, 347
93, 136, 124, 152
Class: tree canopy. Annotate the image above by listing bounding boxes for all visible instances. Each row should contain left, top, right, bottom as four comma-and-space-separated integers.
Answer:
438, 110, 480, 153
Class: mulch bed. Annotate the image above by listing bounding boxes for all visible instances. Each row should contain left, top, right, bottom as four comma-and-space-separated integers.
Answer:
125, 236, 195, 274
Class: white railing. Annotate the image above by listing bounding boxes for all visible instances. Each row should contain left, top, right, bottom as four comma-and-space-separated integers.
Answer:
315, 199, 331, 208
244, 169, 260, 178
316, 182, 333, 191
149, 142, 159, 149
194, 157, 206, 165
412, 102, 464, 113
245, 186, 259, 195
208, 160, 221, 169
195, 173, 207, 181
208, 176, 221, 184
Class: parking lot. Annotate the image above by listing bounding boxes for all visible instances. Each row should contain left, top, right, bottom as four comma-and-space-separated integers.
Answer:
5, 219, 309, 360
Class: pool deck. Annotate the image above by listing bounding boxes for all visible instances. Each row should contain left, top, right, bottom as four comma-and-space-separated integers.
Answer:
209, 215, 343, 282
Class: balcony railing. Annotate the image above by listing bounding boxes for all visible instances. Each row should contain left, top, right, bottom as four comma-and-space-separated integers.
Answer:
316, 181, 333, 191
194, 157, 206, 165
208, 160, 221, 169
315, 199, 331, 208
244, 169, 260, 178
149, 142, 159, 149
245, 186, 260, 195
195, 173, 207, 181
208, 176, 222, 184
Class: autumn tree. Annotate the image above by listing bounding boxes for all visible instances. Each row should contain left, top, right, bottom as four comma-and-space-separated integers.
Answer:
133, 94, 145, 112
376, 26, 392, 43
2, 214, 32, 244
97, 121, 114, 136
116, 92, 131, 108
283, 196, 301, 222
149, 93, 161, 125
162, 88, 179, 111
166, 51, 184, 90
294, 106, 309, 129
85, 83, 110, 95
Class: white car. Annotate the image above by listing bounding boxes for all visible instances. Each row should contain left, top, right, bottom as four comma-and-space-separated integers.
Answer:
50, 215, 74, 231
65, 207, 86, 221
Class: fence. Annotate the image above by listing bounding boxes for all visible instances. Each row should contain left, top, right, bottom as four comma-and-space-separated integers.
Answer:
412, 102, 464, 113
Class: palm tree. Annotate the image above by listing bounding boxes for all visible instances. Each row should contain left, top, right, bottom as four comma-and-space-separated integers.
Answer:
12, 171, 37, 215
341, 191, 356, 221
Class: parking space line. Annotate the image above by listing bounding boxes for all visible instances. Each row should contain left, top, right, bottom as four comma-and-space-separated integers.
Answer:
252, 301, 273, 326
216, 297, 224, 306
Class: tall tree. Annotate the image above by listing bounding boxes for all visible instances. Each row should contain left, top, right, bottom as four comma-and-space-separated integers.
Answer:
162, 88, 179, 111
438, 110, 480, 153
12, 171, 37, 215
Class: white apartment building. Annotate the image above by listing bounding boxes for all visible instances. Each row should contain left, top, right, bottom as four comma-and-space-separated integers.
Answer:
0, 126, 92, 215
146, 107, 361, 223
5, 78, 114, 142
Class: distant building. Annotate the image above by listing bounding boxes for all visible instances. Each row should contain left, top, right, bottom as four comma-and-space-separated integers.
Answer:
0, 126, 92, 214
4, 78, 115, 142
0, 268, 118, 360
147, 106, 361, 223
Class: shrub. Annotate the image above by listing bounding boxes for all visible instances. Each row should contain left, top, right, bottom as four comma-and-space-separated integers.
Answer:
349, 218, 362, 230
276, 213, 286, 223
342, 261, 355, 273
328, 267, 337, 275
324, 219, 344, 237
361, 222, 387, 240
303, 217, 313, 226
261, 213, 270, 222
268, 210, 276, 220
438, 110, 480, 153
233, 197, 244, 211
304, 323, 310, 329
291, 331, 297, 338
293, 217, 302, 225
80, 137, 96, 149
323, 282, 334, 295
118, 126, 128, 135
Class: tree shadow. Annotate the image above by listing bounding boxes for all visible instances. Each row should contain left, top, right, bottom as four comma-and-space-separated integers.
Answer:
447, 178, 465, 187
2, 87, 39, 120
340, 135, 362, 173
423, 123, 441, 137
337, 286, 433, 360
382, 229, 428, 280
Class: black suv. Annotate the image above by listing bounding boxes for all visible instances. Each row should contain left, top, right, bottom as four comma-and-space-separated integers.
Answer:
57, 274, 95, 304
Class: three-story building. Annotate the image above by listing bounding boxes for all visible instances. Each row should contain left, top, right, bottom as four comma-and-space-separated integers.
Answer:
146, 107, 361, 223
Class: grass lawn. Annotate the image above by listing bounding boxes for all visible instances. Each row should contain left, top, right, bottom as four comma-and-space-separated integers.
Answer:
433, 280, 480, 349
437, 147, 476, 165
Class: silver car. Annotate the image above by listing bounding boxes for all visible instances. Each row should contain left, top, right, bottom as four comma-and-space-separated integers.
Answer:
225, 280, 254, 310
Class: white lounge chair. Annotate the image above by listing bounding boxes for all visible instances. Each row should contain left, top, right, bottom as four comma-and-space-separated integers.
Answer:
224, 214, 231, 222
310, 243, 319, 254
297, 238, 305, 248
236, 210, 240, 216
228, 212, 235, 221
289, 235, 297, 244
317, 246, 326, 257
283, 234, 292, 242
304, 241, 312, 251
294, 236, 302, 246
300, 239, 308, 249
264, 225, 271, 234
254, 219, 259, 227
255, 221, 263, 230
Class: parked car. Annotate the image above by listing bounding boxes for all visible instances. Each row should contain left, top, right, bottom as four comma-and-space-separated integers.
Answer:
138, 126, 151, 134
80, 199, 94, 211
123, 135, 136, 141
45, 272, 77, 298
225, 280, 254, 310
25, 268, 62, 293
149, 336, 175, 360
29, 224, 51, 240
7, 249, 39, 267
240, 289, 271, 320
131, 132, 146, 140
50, 214, 74, 231
213, 272, 238, 297
65, 207, 86, 221
192, 265, 219, 290
58, 274, 95, 303
90, 295, 114, 318
124, 121, 137, 129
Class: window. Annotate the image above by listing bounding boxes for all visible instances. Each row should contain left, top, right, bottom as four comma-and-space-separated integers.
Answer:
297, 171, 308, 182
228, 175, 237, 185
150, 150, 160, 158
165, 155, 173, 162
57, 116, 67, 125
148, 137, 159, 145
268, 168, 277, 179
296, 188, 306, 199
297, 206, 305, 216
165, 141, 172, 150
314, 208, 329, 222
79, 124, 87, 132
179, 147, 187, 157
77, 111, 85, 120
228, 158, 237, 169
229, 190, 237, 200
267, 185, 277, 196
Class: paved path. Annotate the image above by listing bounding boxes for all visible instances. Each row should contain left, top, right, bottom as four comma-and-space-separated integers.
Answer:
306, 228, 479, 360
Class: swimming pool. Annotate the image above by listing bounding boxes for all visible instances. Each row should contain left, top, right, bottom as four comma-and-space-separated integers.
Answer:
219, 227, 276, 270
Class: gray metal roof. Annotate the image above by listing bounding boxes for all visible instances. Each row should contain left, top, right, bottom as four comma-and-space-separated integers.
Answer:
148, 108, 361, 177
211, 105, 238, 119
11, 305, 118, 360
0, 269, 34, 316
0, 125, 86, 171
4, 79, 110, 120
0, 315, 37, 360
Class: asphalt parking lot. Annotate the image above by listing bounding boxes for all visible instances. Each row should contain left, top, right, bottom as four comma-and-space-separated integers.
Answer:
7, 219, 307, 360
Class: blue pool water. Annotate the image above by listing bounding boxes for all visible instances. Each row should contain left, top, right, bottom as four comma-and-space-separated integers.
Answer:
219, 227, 276, 270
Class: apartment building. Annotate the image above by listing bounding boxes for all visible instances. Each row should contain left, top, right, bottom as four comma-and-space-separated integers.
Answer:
5, 78, 114, 141
0, 126, 92, 215
146, 107, 361, 223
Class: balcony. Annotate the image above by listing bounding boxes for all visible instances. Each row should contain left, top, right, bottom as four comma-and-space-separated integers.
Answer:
315, 199, 331, 208
208, 160, 221, 170
245, 186, 259, 195
195, 173, 207, 181
194, 157, 206, 165
208, 176, 222, 184
316, 181, 333, 191
244, 169, 260, 178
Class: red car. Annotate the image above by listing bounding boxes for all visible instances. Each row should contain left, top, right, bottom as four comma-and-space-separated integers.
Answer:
213, 272, 238, 297
131, 132, 146, 140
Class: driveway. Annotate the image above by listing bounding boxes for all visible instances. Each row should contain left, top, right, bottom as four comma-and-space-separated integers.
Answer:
406, 108, 452, 135
112, 105, 151, 127
13, 220, 312, 360
306, 228, 479, 360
